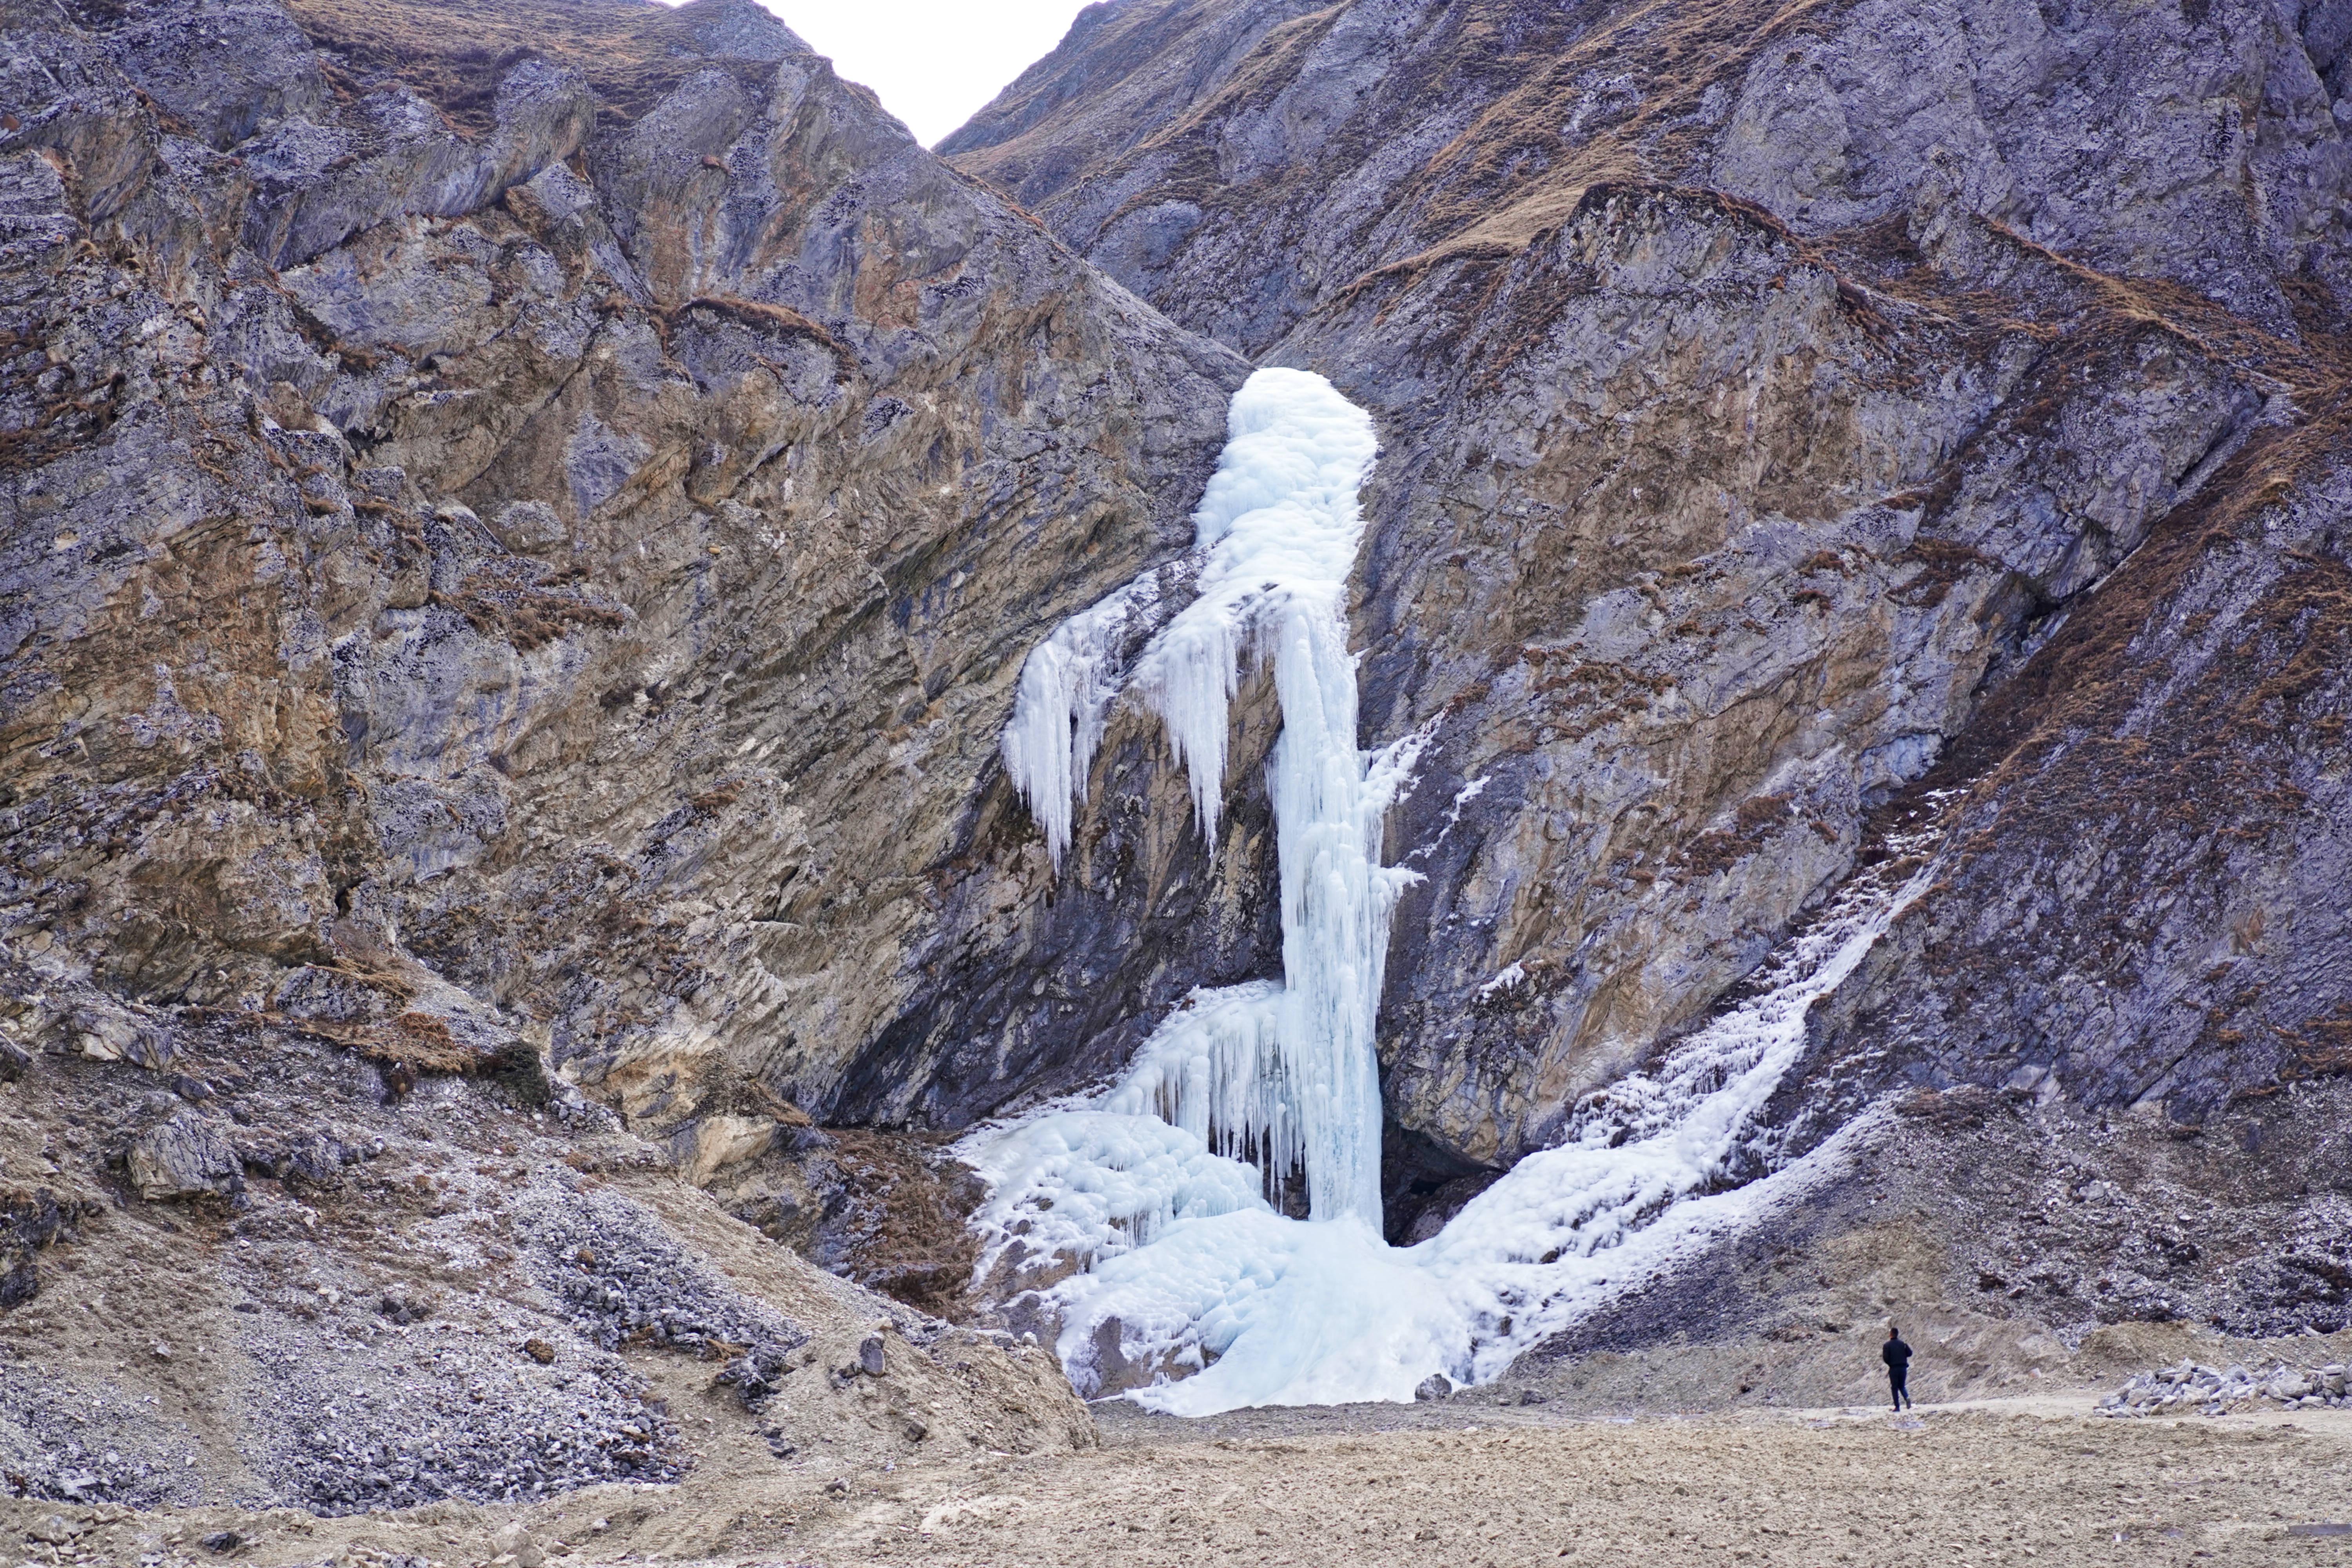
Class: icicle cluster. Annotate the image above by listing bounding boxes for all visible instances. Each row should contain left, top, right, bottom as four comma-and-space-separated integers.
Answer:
1100, 983, 1301, 1208
1127, 369, 1387, 840
999, 574, 1165, 871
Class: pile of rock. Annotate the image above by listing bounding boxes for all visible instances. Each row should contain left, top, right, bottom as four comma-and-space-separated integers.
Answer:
517, 1185, 810, 1367
2098, 1360, 2351, 1416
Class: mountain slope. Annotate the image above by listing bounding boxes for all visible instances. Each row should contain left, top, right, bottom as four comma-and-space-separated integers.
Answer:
0, 0, 1263, 1508
4, 0, 2350, 1465
944, 0, 2352, 1239
1, 0, 1253, 1154
946, 0, 2352, 351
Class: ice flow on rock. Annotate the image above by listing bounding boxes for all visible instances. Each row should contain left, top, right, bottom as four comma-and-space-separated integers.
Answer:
999, 367, 1406, 1226
977, 368, 1936, 1414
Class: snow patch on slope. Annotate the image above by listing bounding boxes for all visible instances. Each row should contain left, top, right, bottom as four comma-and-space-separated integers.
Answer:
1477, 963, 1526, 1000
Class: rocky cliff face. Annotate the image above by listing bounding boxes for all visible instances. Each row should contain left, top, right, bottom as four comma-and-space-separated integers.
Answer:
0, 0, 1254, 1159
0, 0, 1268, 1510
1785, 408, 2352, 1138
948, 0, 2352, 351
5, 0, 2351, 1448
945, 0, 2352, 1232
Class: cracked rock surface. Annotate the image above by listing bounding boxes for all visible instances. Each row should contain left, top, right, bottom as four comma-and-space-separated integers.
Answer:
0, 0, 1246, 1161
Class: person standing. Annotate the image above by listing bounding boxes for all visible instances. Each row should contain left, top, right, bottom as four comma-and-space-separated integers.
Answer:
1883, 1326, 1914, 1411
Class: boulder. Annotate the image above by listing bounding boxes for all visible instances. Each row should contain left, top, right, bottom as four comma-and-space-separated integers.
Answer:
126, 1111, 242, 1201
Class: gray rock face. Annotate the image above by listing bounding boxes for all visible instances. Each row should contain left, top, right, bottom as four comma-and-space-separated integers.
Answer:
1318, 192, 2327, 1170
1704, 0, 2352, 332
0, 1187, 80, 1309
1783, 419, 2352, 1134
0, 0, 1247, 1158
949, 0, 2351, 350
947, 0, 2352, 1196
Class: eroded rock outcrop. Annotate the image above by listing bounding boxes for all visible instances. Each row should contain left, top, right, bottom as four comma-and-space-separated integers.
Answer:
0, 1012, 1094, 1512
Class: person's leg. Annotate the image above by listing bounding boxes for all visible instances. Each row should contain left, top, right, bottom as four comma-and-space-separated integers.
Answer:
1889, 1370, 1900, 1410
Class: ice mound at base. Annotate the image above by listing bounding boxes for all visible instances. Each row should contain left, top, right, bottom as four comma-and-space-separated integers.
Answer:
967, 853, 1929, 1414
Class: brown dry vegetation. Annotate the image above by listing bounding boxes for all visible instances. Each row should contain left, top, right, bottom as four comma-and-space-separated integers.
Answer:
1919, 402, 2352, 855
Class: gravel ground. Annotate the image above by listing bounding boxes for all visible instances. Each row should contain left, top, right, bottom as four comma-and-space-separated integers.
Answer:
11, 1396, 2352, 1566
11, 982, 2352, 1565
834, 1400, 2352, 1567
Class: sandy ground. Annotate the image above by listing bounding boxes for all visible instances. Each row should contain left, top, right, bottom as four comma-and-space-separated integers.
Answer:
14, 1393, 2352, 1567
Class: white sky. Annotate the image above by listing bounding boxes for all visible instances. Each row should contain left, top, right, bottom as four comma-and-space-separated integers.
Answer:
765, 1, 1095, 148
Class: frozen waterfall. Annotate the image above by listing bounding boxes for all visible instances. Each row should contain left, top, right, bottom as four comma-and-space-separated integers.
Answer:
997, 367, 1407, 1224
973, 367, 1938, 1413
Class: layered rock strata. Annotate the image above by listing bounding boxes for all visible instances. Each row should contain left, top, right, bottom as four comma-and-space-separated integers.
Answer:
0, 0, 1226, 1508
0, 0, 1250, 1155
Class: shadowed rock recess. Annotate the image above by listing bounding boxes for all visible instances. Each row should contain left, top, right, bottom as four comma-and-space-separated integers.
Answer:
0, 0, 2349, 1515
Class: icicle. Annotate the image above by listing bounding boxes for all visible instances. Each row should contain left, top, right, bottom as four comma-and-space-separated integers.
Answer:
991, 368, 1396, 1221
1263, 599, 1397, 1222
1000, 575, 1164, 870
1002, 368, 1382, 858
1101, 983, 1299, 1205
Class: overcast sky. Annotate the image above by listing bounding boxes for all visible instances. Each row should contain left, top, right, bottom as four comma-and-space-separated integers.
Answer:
768, 1, 1095, 148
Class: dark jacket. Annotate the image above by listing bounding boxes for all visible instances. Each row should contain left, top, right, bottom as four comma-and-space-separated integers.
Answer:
1882, 1337, 1913, 1371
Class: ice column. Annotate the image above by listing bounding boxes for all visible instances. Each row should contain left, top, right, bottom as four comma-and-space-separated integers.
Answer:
976, 371, 1951, 1412
1263, 599, 1408, 1220
997, 368, 1405, 1221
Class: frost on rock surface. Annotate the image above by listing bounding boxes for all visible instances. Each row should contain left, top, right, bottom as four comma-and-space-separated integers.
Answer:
976, 370, 1943, 1414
